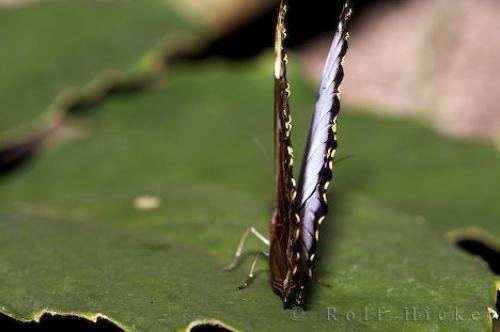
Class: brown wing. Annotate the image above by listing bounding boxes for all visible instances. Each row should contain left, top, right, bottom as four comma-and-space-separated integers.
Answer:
268, 0, 298, 302
292, 1, 352, 295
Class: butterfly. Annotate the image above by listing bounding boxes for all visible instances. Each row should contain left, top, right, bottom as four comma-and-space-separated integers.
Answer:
224, 0, 352, 308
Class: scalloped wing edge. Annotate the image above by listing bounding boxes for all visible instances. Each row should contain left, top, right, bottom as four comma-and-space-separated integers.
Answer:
292, 0, 352, 294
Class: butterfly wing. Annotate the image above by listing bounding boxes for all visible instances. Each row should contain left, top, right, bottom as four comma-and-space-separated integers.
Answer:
293, 2, 352, 294
268, 0, 299, 301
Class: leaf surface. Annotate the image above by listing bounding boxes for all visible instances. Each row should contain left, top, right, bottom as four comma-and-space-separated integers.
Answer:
0, 58, 497, 331
0, 0, 205, 143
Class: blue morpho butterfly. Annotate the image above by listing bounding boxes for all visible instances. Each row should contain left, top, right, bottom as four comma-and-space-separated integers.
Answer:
224, 0, 352, 308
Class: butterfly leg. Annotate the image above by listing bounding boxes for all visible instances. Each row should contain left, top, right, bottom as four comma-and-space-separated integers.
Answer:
223, 227, 269, 271
237, 250, 269, 290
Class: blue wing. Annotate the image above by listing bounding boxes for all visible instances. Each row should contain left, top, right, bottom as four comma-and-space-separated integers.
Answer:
293, 1, 352, 282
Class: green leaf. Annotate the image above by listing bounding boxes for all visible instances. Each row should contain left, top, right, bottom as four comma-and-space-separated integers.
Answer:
0, 195, 495, 331
336, 112, 500, 240
0, 58, 497, 330
0, 0, 205, 143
